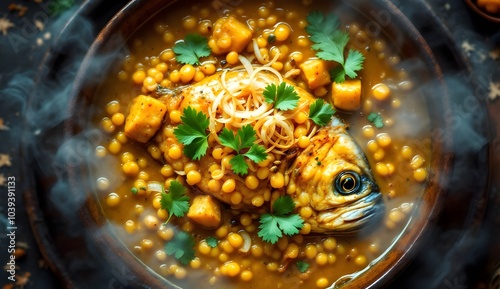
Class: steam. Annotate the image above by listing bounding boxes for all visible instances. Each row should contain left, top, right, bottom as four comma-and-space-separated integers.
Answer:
0, 0, 494, 288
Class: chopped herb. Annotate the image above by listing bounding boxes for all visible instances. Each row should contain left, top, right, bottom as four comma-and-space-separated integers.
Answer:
306, 11, 365, 83
160, 180, 190, 223
49, 0, 75, 16
263, 82, 300, 111
206, 236, 218, 248
218, 125, 268, 176
165, 231, 196, 265
268, 34, 277, 44
296, 260, 310, 273
172, 33, 211, 65
173, 107, 210, 160
258, 196, 304, 244
130, 187, 138, 195
139, 187, 147, 191
367, 112, 384, 128
309, 99, 336, 126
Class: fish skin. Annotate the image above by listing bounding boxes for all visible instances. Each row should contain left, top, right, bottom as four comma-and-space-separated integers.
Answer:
155, 70, 383, 234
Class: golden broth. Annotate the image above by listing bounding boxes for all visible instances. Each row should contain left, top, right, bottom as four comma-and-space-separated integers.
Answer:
91, 0, 431, 288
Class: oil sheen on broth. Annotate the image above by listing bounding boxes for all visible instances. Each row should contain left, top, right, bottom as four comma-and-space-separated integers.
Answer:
93, 1, 431, 288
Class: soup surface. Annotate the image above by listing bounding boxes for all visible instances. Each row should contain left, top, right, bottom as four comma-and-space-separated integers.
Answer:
91, 0, 431, 288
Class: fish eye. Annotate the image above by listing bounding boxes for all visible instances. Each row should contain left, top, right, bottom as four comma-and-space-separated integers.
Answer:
334, 171, 361, 195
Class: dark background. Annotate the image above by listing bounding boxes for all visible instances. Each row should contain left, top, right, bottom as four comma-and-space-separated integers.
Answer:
0, 0, 499, 288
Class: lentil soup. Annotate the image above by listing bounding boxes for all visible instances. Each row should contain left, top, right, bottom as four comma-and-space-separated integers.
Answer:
89, 0, 434, 288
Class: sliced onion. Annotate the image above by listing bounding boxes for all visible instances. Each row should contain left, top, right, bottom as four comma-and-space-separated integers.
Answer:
239, 231, 252, 253
147, 181, 163, 193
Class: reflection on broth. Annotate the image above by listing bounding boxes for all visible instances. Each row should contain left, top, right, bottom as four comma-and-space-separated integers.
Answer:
92, 1, 431, 288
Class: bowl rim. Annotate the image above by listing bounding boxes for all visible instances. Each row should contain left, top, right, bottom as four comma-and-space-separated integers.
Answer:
463, 0, 500, 23
65, 0, 454, 288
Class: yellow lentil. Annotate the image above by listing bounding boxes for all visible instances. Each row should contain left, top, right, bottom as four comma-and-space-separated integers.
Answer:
143, 215, 159, 230
174, 267, 187, 279
168, 145, 182, 159
186, 170, 202, 185
106, 192, 120, 207
208, 179, 221, 192
223, 261, 241, 277
367, 140, 378, 152
251, 244, 263, 257
410, 155, 425, 169
297, 136, 311, 148
316, 253, 328, 265
401, 146, 413, 160
179, 64, 196, 83
200, 63, 216, 75
240, 270, 253, 281
140, 238, 154, 250
305, 244, 318, 259
190, 258, 201, 269
169, 110, 182, 123
222, 179, 236, 193
100, 117, 115, 133
226, 51, 239, 65
108, 139, 122, 154
372, 83, 391, 101
216, 226, 229, 238
124, 220, 136, 234
198, 241, 212, 255
375, 162, 390, 177
251, 195, 265, 207
316, 277, 329, 288
256, 167, 270, 180
227, 233, 243, 248
373, 148, 385, 161
245, 175, 259, 189
323, 237, 337, 251
354, 255, 367, 266
413, 168, 427, 182
270, 172, 285, 188
376, 133, 392, 147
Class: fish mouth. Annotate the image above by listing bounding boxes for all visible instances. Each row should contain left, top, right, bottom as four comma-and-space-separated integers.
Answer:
317, 189, 385, 234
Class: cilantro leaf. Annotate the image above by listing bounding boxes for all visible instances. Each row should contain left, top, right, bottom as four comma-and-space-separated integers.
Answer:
306, 11, 365, 82
130, 187, 138, 195
206, 236, 218, 248
344, 50, 365, 78
296, 261, 310, 273
173, 34, 211, 65
272, 194, 295, 215
219, 125, 267, 176
367, 112, 384, 128
165, 231, 196, 265
258, 215, 282, 244
49, 0, 75, 16
258, 196, 304, 244
309, 99, 335, 126
160, 180, 190, 223
263, 82, 300, 111
174, 107, 210, 160
245, 144, 267, 164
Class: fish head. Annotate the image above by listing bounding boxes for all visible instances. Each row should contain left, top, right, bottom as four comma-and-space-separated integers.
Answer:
287, 123, 384, 234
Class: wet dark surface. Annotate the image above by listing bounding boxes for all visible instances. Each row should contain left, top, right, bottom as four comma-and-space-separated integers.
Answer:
0, 0, 498, 288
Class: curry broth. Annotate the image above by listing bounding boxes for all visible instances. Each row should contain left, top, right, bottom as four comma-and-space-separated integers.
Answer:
91, 1, 431, 288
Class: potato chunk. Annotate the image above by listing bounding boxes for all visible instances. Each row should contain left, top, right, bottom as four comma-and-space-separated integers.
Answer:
331, 79, 362, 111
187, 195, 222, 229
299, 59, 331, 90
124, 95, 167, 143
208, 16, 253, 55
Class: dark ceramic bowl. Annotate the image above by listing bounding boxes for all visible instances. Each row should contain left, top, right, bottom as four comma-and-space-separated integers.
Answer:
66, 0, 454, 288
